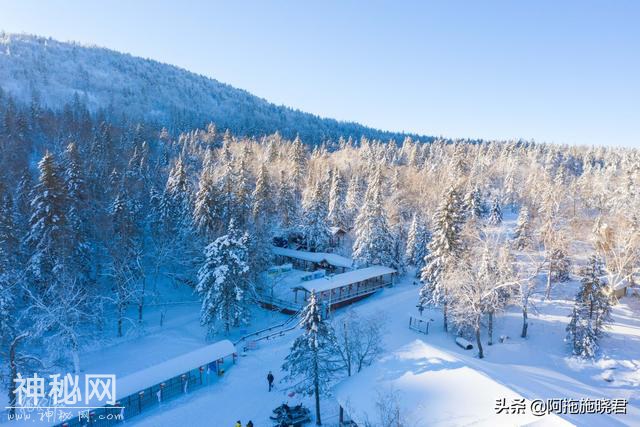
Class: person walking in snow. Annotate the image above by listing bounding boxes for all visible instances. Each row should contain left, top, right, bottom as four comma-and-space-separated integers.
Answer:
267, 371, 275, 391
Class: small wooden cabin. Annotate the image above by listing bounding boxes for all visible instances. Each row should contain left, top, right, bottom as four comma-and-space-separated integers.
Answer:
272, 246, 353, 274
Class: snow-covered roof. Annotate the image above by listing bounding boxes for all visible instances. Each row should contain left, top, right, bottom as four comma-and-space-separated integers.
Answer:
328, 226, 347, 235
299, 266, 396, 293
334, 340, 572, 426
116, 340, 235, 400
272, 247, 353, 269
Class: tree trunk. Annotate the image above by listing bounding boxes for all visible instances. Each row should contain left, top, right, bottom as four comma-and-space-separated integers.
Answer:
443, 300, 448, 332
117, 303, 123, 338
545, 264, 552, 299
475, 325, 484, 359
314, 366, 322, 425
488, 312, 494, 346
521, 306, 528, 338
8, 333, 28, 417
138, 269, 146, 324
71, 339, 81, 375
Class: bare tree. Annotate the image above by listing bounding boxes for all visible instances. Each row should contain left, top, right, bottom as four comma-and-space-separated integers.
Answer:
332, 310, 386, 376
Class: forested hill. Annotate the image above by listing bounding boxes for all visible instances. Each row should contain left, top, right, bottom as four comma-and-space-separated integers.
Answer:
0, 33, 428, 144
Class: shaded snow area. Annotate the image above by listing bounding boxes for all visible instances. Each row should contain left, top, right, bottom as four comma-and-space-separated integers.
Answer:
122, 277, 638, 427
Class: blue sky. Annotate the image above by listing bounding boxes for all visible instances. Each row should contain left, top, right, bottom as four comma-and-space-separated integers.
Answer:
1, 0, 638, 146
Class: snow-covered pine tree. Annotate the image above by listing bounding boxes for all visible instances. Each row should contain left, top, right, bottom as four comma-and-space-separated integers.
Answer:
487, 196, 503, 225
513, 205, 533, 249
405, 214, 431, 274
550, 247, 571, 283
25, 152, 70, 293
575, 255, 612, 337
289, 135, 307, 204
420, 185, 466, 331
0, 246, 15, 341
463, 186, 484, 220
233, 154, 253, 228
278, 169, 298, 229
161, 156, 199, 282
344, 174, 364, 230
352, 167, 395, 268
197, 220, 252, 335
566, 255, 612, 358
282, 291, 337, 425
252, 163, 273, 222
327, 168, 347, 230
0, 180, 19, 262
193, 166, 220, 239
301, 180, 331, 252
161, 156, 192, 233
109, 189, 142, 336
22, 154, 97, 372
14, 171, 33, 230
566, 307, 598, 358
63, 142, 92, 282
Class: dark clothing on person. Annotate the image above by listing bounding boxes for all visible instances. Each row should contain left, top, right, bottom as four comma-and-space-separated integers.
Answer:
267, 372, 275, 391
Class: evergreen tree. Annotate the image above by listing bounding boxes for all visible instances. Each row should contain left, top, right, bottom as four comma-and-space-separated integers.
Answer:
0, 246, 15, 340
282, 291, 337, 425
25, 152, 70, 293
278, 170, 298, 229
575, 255, 612, 336
63, 142, 91, 282
327, 168, 347, 229
487, 196, 503, 225
14, 171, 33, 230
234, 154, 253, 228
109, 189, 142, 336
252, 163, 273, 222
344, 174, 364, 230
463, 186, 484, 220
197, 220, 252, 335
550, 247, 571, 282
566, 307, 598, 358
289, 135, 307, 203
420, 185, 465, 331
160, 156, 198, 282
566, 255, 612, 358
405, 214, 431, 274
0, 180, 19, 261
193, 166, 220, 239
352, 167, 395, 267
218, 157, 238, 227
513, 206, 533, 249
161, 156, 192, 234
301, 180, 331, 252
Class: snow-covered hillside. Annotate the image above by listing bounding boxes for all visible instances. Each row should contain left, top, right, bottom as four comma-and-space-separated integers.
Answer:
0, 33, 424, 143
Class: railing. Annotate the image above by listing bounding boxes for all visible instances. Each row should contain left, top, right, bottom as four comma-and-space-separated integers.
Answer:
234, 309, 300, 347
257, 294, 304, 312
321, 281, 392, 306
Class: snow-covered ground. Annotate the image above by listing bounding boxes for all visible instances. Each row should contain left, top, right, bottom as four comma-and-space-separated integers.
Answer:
3, 272, 637, 426
113, 277, 638, 427
4, 213, 638, 426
